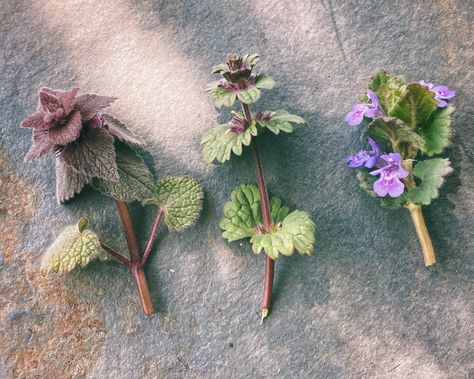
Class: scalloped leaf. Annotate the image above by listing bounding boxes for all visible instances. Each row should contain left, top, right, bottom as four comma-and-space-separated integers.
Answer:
389, 83, 437, 130
258, 110, 307, 135
201, 122, 258, 163
250, 211, 316, 259
236, 87, 261, 104
208, 84, 237, 108
254, 74, 276, 90
92, 142, 155, 203
41, 218, 106, 274
101, 113, 145, 146
367, 118, 424, 149
219, 184, 316, 258
152, 177, 204, 231
407, 158, 453, 205
420, 105, 454, 156
219, 184, 262, 241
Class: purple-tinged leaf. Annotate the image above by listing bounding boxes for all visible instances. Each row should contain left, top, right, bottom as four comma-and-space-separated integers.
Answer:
61, 127, 119, 181
76, 94, 117, 120
48, 110, 83, 145
55, 157, 91, 203
101, 113, 144, 146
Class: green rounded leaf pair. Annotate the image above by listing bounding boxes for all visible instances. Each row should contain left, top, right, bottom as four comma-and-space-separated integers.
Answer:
220, 184, 316, 259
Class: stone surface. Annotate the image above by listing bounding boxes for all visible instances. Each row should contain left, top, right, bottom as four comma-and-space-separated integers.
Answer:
1, 0, 473, 378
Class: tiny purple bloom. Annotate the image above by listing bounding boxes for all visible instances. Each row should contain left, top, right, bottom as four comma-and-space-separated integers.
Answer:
419, 81, 455, 108
345, 90, 383, 126
370, 153, 409, 198
365, 90, 383, 118
89, 116, 103, 129
346, 137, 381, 168
345, 104, 370, 126
418, 80, 434, 90
228, 113, 249, 133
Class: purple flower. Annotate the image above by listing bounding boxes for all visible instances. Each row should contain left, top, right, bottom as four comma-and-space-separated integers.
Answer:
228, 112, 249, 133
419, 80, 455, 108
345, 90, 383, 126
21, 87, 116, 161
347, 137, 381, 168
370, 153, 409, 198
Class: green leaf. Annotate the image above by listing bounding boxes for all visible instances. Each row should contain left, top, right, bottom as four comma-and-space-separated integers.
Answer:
219, 184, 316, 259
151, 177, 204, 231
257, 110, 307, 135
254, 74, 276, 90
208, 83, 237, 108
201, 122, 258, 163
367, 118, 424, 149
250, 211, 316, 259
236, 87, 261, 104
41, 218, 106, 274
420, 105, 454, 156
92, 142, 155, 203
389, 83, 438, 130
407, 158, 453, 205
367, 69, 405, 93
219, 184, 262, 241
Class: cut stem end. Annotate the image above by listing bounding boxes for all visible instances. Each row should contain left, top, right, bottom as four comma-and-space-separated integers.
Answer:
407, 202, 436, 267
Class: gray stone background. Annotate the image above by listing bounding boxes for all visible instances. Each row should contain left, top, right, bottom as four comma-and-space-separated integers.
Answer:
1, 0, 473, 378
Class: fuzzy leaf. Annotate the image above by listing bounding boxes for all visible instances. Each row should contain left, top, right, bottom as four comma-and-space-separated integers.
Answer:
92, 142, 155, 202
389, 83, 438, 130
250, 211, 316, 259
254, 74, 276, 90
41, 219, 106, 274
60, 127, 119, 181
152, 177, 204, 231
407, 158, 453, 205
101, 113, 144, 146
201, 122, 258, 163
209, 84, 237, 108
367, 118, 424, 149
258, 110, 307, 135
236, 87, 261, 104
420, 105, 454, 156
55, 157, 90, 204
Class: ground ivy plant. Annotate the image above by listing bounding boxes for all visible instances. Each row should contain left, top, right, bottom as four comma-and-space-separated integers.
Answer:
202, 54, 316, 320
345, 70, 455, 266
22, 87, 204, 315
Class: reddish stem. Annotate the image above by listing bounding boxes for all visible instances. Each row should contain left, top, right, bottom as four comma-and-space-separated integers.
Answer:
115, 200, 155, 315
242, 103, 275, 320
140, 208, 165, 267
100, 242, 131, 268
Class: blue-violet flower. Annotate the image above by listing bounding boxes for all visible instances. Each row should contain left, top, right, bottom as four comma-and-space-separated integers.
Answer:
345, 89, 383, 126
370, 153, 409, 198
347, 137, 381, 168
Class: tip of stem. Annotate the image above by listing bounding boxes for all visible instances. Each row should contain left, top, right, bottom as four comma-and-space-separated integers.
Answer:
260, 308, 269, 324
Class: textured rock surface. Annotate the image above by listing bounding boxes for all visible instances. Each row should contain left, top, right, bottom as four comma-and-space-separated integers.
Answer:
1, 0, 473, 377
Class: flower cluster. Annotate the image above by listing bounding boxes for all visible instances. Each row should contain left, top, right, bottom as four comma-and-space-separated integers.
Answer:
21, 87, 144, 203
345, 73, 455, 199
344, 89, 384, 126
211, 53, 260, 92
419, 81, 456, 108
347, 138, 407, 197
21, 87, 116, 161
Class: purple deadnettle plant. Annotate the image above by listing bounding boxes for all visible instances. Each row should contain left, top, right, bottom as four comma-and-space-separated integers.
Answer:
345, 70, 456, 266
202, 54, 316, 320
22, 87, 204, 315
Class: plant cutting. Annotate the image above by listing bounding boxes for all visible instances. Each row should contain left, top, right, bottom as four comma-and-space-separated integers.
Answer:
22, 86, 204, 315
202, 54, 316, 320
345, 70, 456, 266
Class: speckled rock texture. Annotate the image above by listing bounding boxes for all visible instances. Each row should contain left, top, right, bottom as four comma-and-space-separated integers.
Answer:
1, 1, 473, 378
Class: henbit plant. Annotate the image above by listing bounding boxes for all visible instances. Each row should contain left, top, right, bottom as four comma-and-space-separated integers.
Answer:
22, 87, 204, 315
202, 54, 316, 321
345, 70, 456, 266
